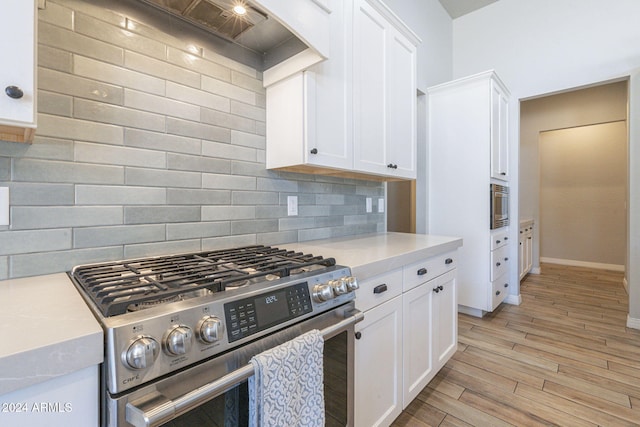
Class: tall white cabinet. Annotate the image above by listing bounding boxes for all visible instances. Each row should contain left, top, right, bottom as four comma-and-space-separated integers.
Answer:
1, 0, 37, 143
428, 71, 511, 316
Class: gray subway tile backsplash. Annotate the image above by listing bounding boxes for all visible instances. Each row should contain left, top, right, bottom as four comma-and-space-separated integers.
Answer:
0, 0, 384, 279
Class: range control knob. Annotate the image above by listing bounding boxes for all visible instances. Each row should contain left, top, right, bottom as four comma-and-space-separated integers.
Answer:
345, 276, 359, 291
312, 283, 334, 302
123, 336, 159, 370
197, 316, 223, 344
330, 278, 349, 295
163, 325, 193, 356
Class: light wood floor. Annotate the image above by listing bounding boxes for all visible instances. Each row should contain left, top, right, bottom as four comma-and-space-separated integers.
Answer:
392, 263, 640, 427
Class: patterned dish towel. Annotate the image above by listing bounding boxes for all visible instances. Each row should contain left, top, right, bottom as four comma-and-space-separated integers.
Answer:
249, 329, 325, 427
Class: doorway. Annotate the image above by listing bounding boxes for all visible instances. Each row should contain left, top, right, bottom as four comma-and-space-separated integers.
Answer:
519, 80, 628, 272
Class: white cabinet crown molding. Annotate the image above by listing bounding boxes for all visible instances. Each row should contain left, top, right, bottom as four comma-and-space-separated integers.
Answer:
364, 0, 422, 47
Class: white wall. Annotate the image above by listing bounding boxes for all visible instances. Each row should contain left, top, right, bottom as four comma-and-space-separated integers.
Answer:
539, 122, 627, 267
384, 0, 453, 233
520, 81, 628, 274
452, 0, 640, 324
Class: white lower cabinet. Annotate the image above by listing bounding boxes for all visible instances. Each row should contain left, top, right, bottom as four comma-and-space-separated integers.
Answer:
355, 295, 403, 427
519, 222, 534, 280
0, 366, 99, 427
355, 251, 458, 427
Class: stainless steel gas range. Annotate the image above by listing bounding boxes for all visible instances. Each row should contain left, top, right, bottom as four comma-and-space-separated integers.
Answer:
68, 245, 362, 427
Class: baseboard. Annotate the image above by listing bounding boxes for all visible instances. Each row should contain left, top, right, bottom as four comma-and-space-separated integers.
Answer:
627, 314, 640, 330
540, 257, 625, 272
458, 305, 484, 318
504, 294, 522, 306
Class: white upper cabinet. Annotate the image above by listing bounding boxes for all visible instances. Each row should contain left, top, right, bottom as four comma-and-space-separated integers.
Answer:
490, 79, 509, 180
0, 0, 37, 143
265, 0, 352, 172
265, 0, 420, 181
353, 0, 417, 179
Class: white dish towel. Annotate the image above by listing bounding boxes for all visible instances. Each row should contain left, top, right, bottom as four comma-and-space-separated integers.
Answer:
249, 329, 325, 427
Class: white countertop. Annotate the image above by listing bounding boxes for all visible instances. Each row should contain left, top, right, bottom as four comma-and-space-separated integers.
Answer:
283, 232, 462, 281
0, 232, 460, 395
0, 273, 103, 395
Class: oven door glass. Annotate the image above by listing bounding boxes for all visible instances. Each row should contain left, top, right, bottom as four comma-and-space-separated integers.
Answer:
162, 331, 348, 427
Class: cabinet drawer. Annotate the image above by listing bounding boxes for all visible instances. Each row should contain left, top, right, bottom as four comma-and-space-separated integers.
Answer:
490, 244, 510, 281
491, 229, 510, 250
491, 273, 510, 310
356, 268, 403, 312
402, 251, 456, 292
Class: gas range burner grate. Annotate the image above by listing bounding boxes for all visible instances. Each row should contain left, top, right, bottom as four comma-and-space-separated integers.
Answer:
70, 245, 335, 317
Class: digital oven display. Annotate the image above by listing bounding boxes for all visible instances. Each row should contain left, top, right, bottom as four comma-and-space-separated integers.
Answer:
224, 282, 312, 342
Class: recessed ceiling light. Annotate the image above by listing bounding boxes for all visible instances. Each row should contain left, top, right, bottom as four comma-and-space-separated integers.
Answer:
233, 4, 247, 16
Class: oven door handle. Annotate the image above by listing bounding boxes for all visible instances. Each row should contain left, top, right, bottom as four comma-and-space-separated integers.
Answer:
125, 309, 364, 427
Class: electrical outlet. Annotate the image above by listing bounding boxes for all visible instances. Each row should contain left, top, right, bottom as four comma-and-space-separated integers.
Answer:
366, 197, 372, 213
378, 198, 385, 213
0, 187, 8, 226
287, 196, 298, 216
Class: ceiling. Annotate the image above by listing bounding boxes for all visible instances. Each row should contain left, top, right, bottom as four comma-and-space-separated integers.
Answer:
438, 0, 498, 19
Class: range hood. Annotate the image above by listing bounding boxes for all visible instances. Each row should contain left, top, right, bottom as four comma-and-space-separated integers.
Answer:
138, 0, 305, 65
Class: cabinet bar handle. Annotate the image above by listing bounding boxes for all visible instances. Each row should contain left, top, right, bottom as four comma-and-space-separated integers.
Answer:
373, 284, 388, 294
417, 268, 427, 276
445, 258, 453, 265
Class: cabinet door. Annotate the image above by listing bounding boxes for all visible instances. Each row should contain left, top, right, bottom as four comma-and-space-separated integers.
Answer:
432, 270, 457, 369
518, 230, 526, 280
402, 282, 433, 407
386, 28, 417, 178
525, 229, 533, 274
352, 0, 386, 175
490, 80, 509, 180
304, 1, 351, 170
355, 296, 403, 427
0, 0, 36, 140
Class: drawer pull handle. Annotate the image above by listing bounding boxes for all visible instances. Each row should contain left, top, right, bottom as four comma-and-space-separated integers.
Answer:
496, 240, 501, 244
355, 331, 362, 340
504, 283, 509, 288
504, 257, 509, 262
417, 268, 427, 276
504, 237, 509, 241
433, 287, 440, 293
496, 290, 501, 296
445, 258, 453, 265
310, 148, 318, 154
373, 284, 388, 294
496, 262, 501, 267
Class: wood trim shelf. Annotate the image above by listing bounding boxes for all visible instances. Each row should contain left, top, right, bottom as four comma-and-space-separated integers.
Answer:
0, 124, 35, 144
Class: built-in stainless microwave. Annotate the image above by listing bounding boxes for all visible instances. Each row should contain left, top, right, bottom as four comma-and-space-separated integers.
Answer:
490, 183, 509, 229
